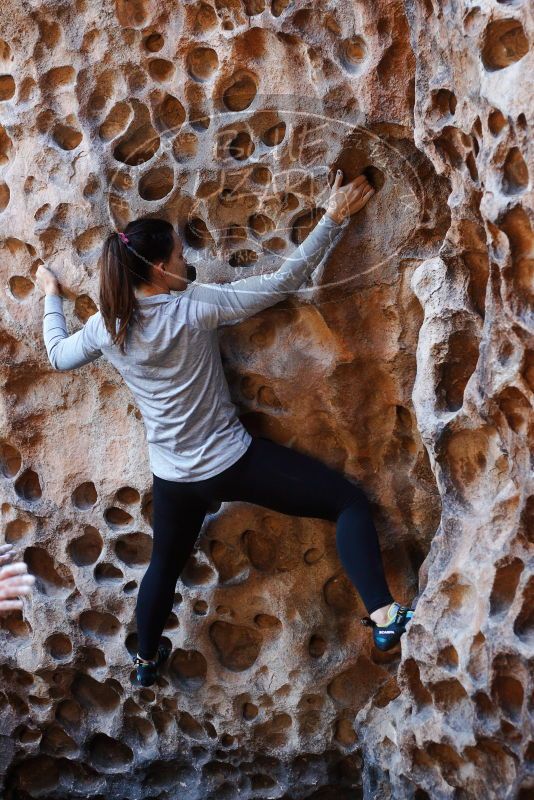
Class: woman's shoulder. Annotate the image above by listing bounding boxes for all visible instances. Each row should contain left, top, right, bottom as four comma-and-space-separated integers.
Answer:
85, 308, 117, 347
162, 286, 200, 321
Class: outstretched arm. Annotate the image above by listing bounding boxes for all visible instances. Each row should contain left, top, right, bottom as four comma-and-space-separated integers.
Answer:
181, 170, 375, 331
181, 211, 350, 330
36, 266, 103, 371
42, 294, 103, 370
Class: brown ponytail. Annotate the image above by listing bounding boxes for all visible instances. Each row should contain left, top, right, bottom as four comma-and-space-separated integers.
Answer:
98, 216, 175, 354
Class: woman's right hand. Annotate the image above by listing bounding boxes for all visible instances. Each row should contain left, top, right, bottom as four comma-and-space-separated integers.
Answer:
326, 169, 375, 224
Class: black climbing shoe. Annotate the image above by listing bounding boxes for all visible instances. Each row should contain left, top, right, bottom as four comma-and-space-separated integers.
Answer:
360, 602, 414, 651
133, 642, 172, 687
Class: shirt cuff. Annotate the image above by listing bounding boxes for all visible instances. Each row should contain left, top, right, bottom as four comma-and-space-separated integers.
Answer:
44, 294, 64, 312
321, 211, 350, 229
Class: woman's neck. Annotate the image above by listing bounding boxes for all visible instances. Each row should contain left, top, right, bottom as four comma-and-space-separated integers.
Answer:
134, 287, 171, 299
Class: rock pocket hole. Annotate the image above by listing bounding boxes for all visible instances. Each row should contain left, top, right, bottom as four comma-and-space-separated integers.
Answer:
67, 526, 103, 566
222, 71, 257, 112
88, 733, 133, 772
0, 75, 15, 100
228, 130, 254, 160
308, 634, 327, 658
401, 657, 432, 710
429, 88, 457, 121
25, 547, 74, 596
186, 46, 218, 81
491, 673, 524, 722
115, 531, 152, 567
502, 147, 529, 194
0, 441, 21, 478
172, 131, 198, 161
14, 469, 42, 502
488, 108, 507, 136
0, 181, 10, 212
141, 493, 153, 526
248, 213, 274, 238
229, 249, 258, 268
499, 205, 534, 314
481, 18, 528, 71
45, 633, 73, 660
115, 0, 150, 27
251, 165, 271, 184
168, 648, 207, 690
271, 0, 291, 18
71, 482, 97, 510
104, 507, 133, 529
340, 35, 368, 73
52, 122, 82, 150
437, 645, 459, 670
280, 191, 299, 211
74, 295, 98, 323
490, 557, 524, 616
436, 328, 480, 411
148, 58, 175, 82
361, 165, 385, 193
113, 102, 160, 166
513, 576, 534, 643
496, 386, 530, 435
184, 217, 212, 249
79, 610, 122, 640
154, 94, 186, 133
5, 518, 31, 543
261, 120, 286, 147
10, 276, 35, 301
0, 124, 13, 165
209, 620, 262, 671
138, 166, 174, 200
263, 236, 286, 254
94, 562, 124, 583
144, 32, 164, 52
99, 102, 132, 142
116, 486, 140, 504
71, 673, 120, 712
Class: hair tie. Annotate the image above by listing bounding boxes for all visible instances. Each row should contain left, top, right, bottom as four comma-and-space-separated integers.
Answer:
118, 231, 129, 244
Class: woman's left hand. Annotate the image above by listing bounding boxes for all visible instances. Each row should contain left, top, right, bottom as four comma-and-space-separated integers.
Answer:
36, 264, 61, 296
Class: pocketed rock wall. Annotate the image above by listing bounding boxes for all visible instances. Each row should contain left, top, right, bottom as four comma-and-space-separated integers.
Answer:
357, 2, 533, 798
0, 1, 531, 798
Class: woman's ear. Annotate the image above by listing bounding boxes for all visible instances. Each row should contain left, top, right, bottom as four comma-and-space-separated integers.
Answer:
153, 262, 175, 285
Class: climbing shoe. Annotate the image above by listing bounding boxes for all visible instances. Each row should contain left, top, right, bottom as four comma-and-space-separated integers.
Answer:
133, 642, 172, 687
360, 601, 414, 651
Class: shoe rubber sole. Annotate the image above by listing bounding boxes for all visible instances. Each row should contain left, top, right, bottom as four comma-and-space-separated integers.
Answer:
134, 642, 172, 687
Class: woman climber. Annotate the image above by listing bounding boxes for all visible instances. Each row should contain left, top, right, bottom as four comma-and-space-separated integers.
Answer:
36, 169, 414, 687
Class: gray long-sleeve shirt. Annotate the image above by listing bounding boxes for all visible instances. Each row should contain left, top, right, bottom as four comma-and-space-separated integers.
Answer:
42, 212, 349, 481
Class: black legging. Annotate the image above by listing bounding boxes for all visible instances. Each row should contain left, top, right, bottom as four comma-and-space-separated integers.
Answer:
135, 436, 394, 659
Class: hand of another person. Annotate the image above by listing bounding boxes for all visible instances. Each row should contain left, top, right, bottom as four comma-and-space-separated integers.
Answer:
0, 543, 16, 566
0, 561, 36, 613
326, 169, 375, 224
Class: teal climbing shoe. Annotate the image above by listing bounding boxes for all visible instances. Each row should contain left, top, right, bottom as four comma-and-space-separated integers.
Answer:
360, 601, 414, 651
133, 642, 172, 687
